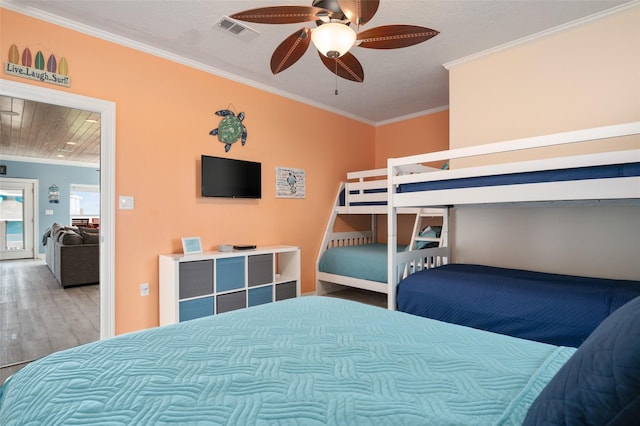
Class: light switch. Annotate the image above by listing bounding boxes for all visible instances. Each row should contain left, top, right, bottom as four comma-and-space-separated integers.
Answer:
119, 195, 134, 210
45, 209, 54, 215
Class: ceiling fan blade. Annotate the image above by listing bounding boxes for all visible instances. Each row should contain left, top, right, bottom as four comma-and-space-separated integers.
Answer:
318, 51, 364, 82
357, 25, 439, 49
337, 0, 379, 26
271, 28, 312, 74
230, 6, 332, 24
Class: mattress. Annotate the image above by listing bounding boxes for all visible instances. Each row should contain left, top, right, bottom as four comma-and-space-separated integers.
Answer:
339, 187, 387, 207
0, 296, 575, 425
318, 243, 404, 283
398, 162, 640, 193
397, 263, 640, 347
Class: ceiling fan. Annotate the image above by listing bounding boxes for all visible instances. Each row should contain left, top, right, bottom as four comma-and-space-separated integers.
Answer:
230, 0, 439, 86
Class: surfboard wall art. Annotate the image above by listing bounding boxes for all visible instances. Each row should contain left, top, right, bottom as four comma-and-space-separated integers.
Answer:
5, 44, 70, 87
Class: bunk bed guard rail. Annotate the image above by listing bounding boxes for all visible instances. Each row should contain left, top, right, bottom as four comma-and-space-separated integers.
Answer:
386, 121, 640, 310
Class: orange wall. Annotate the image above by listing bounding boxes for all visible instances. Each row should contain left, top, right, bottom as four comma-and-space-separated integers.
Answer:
374, 110, 449, 168
1, 9, 375, 333
373, 110, 450, 242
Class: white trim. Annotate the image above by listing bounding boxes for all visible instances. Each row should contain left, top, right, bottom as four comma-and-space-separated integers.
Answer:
317, 272, 388, 294
70, 183, 99, 194
389, 122, 640, 167
375, 105, 449, 127
0, 177, 38, 260
0, 153, 99, 168
0, 78, 116, 340
1, 1, 374, 126
443, 1, 640, 70
393, 178, 640, 208
33, 178, 39, 260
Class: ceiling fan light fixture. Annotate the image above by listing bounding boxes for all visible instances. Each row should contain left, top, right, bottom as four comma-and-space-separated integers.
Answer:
311, 22, 356, 58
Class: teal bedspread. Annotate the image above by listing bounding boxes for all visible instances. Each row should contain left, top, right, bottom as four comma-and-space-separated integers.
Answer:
319, 243, 404, 283
0, 297, 574, 425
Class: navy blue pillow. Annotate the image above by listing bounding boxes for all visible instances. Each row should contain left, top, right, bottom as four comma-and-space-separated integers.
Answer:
524, 296, 640, 425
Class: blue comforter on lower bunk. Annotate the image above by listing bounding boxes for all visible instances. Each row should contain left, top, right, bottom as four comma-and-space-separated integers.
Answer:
397, 263, 640, 347
319, 243, 405, 283
0, 297, 574, 425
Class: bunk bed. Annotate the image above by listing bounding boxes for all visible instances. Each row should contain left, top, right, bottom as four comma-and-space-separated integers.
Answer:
386, 121, 640, 346
316, 167, 446, 295
3, 295, 639, 424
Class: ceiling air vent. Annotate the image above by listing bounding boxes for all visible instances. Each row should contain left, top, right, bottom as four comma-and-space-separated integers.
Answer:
215, 16, 259, 41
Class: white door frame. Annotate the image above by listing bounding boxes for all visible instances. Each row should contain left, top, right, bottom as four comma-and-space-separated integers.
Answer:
0, 177, 38, 260
1, 79, 116, 339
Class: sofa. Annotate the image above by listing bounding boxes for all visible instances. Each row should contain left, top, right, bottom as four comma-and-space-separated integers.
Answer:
43, 223, 99, 288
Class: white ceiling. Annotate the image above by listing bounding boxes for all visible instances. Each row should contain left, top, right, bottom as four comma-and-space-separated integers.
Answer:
2, 0, 634, 124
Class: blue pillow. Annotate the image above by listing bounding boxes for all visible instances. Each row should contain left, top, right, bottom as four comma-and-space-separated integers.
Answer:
524, 296, 640, 425
415, 226, 441, 249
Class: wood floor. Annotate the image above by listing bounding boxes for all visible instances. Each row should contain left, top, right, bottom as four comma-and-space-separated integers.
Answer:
0, 258, 99, 384
323, 286, 387, 308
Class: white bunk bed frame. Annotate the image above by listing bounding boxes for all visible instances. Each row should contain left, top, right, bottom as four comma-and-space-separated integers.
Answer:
386, 121, 640, 310
316, 167, 445, 295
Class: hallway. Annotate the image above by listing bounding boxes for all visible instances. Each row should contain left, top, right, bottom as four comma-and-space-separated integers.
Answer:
0, 258, 99, 383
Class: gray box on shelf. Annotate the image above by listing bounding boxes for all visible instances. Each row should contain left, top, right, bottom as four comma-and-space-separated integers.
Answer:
178, 260, 214, 299
276, 281, 297, 301
217, 290, 247, 314
248, 254, 273, 287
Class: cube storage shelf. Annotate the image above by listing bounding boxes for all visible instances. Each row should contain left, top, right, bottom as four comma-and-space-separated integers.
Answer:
159, 245, 300, 325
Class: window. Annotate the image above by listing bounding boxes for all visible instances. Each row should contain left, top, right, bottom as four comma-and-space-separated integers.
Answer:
0, 190, 24, 251
70, 184, 100, 227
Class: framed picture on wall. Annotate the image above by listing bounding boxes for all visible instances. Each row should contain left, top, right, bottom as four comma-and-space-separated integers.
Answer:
276, 166, 305, 199
181, 237, 203, 256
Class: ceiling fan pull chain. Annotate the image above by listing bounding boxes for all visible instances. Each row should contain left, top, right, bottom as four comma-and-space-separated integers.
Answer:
334, 59, 339, 95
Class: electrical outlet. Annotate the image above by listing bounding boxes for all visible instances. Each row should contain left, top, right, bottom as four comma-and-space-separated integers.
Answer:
140, 282, 149, 296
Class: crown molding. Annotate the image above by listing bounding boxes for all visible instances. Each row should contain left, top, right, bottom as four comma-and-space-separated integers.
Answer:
1, 153, 99, 169
375, 105, 449, 127
444, 0, 640, 70
1, 1, 374, 126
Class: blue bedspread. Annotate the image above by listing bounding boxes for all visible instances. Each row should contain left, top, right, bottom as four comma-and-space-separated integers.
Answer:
397, 264, 640, 347
319, 243, 404, 283
398, 162, 640, 193
0, 297, 574, 425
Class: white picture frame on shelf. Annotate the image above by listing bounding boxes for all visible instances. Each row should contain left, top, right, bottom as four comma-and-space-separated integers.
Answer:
181, 237, 202, 255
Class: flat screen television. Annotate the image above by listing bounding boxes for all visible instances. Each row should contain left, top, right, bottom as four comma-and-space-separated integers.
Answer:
201, 155, 261, 199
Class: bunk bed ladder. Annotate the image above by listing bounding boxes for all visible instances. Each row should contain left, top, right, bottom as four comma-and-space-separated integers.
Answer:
316, 182, 377, 295
408, 208, 449, 250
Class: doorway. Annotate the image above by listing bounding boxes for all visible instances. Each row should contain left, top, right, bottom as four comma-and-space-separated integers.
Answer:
1, 79, 115, 340
0, 178, 37, 261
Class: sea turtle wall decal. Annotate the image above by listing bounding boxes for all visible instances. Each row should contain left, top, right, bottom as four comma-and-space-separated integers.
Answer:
209, 109, 247, 152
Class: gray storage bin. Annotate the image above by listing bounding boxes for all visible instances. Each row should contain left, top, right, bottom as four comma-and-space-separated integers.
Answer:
275, 281, 297, 301
248, 253, 273, 287
179, 260, 214, 299
217, 290, 246, 314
